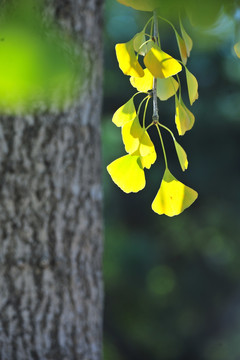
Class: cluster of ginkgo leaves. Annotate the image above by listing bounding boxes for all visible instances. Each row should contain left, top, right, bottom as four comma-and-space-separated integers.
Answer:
107, 13, 199, 217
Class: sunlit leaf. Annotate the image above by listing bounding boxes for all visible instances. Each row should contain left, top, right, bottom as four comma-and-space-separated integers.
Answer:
107, 127, 156, 193
174, 140, 188, 171
138, 130, 156, 157
175, 96, 195, 136
185, 67, 199, 105
130, 68, 153, 92
140, 151, 156, 169
121, 114, 157, 166
151, 168, 198, 216
176, 32, 188, 65
112, 96, 137, 127
138, 135, 157, 169
134, 129, 157, 168
144, 44, 182, 79
122, 116, 143, 154
180, 19, 193, 57
116, 39, 144, 77
157, 77, 179, 101
122, 115, 157, 160
107, 154, 145, 193
234, 42, 240, 58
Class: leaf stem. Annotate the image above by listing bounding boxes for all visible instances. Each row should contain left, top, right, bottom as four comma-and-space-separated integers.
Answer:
137, 95, 150, 117
145, 122, 154, 131
143, 96, 151, 128
143, 16, 154, 32
137, 39, 153, 55
156, 123, 168, 169
176, 73, 181, 98
158, 122, 175, 141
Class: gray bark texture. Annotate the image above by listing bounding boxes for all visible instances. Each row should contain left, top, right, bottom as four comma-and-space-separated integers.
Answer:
0, 0, 104, 359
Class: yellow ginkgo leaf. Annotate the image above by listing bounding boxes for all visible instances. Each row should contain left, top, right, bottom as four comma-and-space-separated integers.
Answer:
122, 116, 143, 154
139, 151, 156, 169
133, 128, 157, 168
116, 40, 144, 77
175, 96, 195, 136
107, 154, 145, 193
112, 96, 136, 127
174, 140, 188, 171
144, 44, 182, 79
180, 20, 193, 57
185, 68, 199, 105
138, 129, 156, 157
157, 77, 179, 101
151, 169, 198, 217
130, 68, 153, 92
234, 42, 240, 58
176, 32, 188, 65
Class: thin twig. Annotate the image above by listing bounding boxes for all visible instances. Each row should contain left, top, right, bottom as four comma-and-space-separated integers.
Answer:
152, 10, 159, 122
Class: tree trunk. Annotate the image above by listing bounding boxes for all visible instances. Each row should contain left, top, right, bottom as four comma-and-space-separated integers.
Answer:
0, 1, 104, 359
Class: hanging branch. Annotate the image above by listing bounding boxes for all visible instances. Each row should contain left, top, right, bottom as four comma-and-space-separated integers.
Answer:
152, 9, 159, 122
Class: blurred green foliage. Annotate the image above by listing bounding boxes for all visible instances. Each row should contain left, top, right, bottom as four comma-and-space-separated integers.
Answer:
0, 0, 81, 113
117, 0, 237, 27
103, 1, 240, 359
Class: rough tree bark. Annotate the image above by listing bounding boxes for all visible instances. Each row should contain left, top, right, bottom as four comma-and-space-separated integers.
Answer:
0, 1, 104, 359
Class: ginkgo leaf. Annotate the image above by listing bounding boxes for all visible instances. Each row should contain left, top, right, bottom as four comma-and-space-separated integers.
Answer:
121, 114, 157, 167
122, 116, 143, 154
112, 96, 137, 127
139, 150, 157, 169
157, 77, 179, 101
134, 129, 157, 168
133, 31, 151, 56
180, 20, 193, 57
234, 42, 240, 58
130, 68, 153, 92
174, 140, 188, 171
176, 32, 188, 65
116, 39, 144, 77
185, 67, 199, 105
144, 44, 182, 79
107, 154, 145, 193
175, 96, 195, 136
151, 168, 198, 217
138, 129, 156, 157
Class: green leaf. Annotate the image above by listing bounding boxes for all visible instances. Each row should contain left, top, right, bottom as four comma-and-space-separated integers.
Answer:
175, 32, 188, 65
157, 77, 179, 101
185, 67, 199, 105
180, 19, 193, 57
133, 32, 146, 56
175, 95, 195, 136
174, 140, 188, 171
234, 42, 240, 58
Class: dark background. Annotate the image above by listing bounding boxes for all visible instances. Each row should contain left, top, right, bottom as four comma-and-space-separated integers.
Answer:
102, 1, 240, 359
